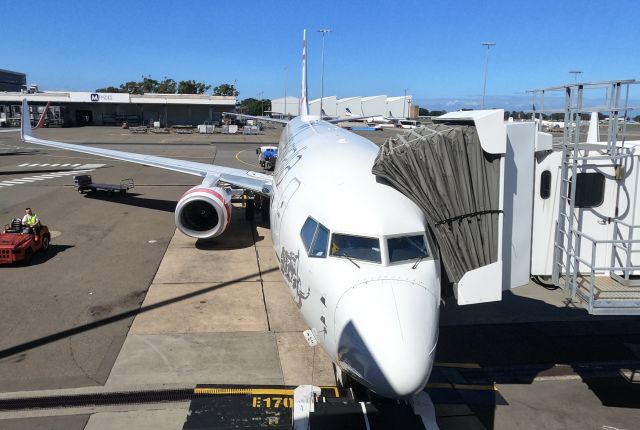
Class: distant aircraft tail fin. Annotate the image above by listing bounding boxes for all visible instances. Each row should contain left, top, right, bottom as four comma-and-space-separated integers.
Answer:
300, 29, 309, 116
586, 111, 599, 143
21, 99, 33, 141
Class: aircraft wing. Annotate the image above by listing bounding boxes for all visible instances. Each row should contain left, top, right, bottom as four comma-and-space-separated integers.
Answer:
20, 100, 273, 195
223, 112, 289, 125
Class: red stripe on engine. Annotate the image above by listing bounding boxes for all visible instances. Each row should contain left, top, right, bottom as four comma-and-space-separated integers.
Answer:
183, 187, 231, 223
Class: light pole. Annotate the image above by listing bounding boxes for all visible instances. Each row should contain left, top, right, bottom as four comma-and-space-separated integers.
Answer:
403, 88, 409, 118
257, 91, 264, 116
569, 70, 583, 84
481, 42, 496, 109
284, 66, 288, 118
317, 28, 332, 118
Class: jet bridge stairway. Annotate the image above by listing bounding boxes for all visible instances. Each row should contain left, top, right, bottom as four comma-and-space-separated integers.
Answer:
531, 80, 640, 315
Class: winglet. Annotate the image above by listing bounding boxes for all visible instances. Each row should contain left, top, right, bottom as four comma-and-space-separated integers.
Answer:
586, 111, 599, 143
21, 99, 32, 141
300, 29, 309, 116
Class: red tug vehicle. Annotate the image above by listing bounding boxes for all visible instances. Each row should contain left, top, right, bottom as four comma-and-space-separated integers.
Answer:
0, 219, 51, 264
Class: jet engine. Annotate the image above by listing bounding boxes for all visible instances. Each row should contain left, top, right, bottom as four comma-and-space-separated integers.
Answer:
175, 186, 231, 239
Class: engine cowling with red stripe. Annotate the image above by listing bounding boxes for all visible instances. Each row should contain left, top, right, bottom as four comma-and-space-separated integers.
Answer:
175, 186, 232, 239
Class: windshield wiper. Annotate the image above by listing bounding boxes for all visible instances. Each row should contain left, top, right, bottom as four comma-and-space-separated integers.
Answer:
411, 255, 425, 269
340, 253, 360, 268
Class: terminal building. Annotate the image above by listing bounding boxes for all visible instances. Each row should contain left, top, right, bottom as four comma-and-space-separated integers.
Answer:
0, 69, 27, 92
0, 91, 236, 127
271, 95, 418, 118
0, 69, 236, 127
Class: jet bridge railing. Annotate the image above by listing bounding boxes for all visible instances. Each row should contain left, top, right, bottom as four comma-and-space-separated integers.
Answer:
611, 220, 640, 286
562, 228, 640, 314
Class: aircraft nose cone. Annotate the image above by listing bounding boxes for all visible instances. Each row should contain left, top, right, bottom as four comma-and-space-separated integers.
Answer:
334, 279, 439, 398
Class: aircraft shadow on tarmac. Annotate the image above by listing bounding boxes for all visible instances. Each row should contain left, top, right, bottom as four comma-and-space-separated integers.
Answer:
81, 192, 177, 213
0, 168, 75, 175
0, 150, 41, 156
81, 192, 265, 251
437, 288, 640, 428
195, 215, 265, 250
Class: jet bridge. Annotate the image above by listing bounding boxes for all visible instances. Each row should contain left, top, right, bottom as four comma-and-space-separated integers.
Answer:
373, 80, 640, 315
529, 80, 640, 315
372, 110, 544, 305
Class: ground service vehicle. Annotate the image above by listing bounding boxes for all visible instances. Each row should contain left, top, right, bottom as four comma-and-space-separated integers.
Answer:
0, 220, 51, 264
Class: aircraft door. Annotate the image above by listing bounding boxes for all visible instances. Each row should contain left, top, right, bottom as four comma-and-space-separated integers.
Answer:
272, 178, 300, 254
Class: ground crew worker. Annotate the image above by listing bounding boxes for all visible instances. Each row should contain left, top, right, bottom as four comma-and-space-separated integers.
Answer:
21, 207, 41, 235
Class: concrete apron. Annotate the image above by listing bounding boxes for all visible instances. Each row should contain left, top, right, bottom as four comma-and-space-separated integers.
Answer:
84, 207, 334, 428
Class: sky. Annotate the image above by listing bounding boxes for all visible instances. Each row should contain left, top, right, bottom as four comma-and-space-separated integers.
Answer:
3, 0, 640, 110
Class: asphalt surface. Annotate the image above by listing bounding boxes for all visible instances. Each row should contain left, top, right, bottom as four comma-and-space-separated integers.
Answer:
0, 128, 271, 394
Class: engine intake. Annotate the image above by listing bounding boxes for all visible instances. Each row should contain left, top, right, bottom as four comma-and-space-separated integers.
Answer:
175, 186, 231, 239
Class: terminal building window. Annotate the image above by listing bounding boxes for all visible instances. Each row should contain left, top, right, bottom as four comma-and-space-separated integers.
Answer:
571, 172, 605, 208
330, 234, 381, 263
300, 217, 330, 258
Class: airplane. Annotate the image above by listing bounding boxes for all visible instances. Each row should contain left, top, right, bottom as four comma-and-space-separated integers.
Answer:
18, 30, 440, 424
344, 107, 397, 124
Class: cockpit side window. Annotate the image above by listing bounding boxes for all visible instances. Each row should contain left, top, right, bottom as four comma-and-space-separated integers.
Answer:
388, 235, 428, 263
300, 218, 318, 251
310, 224, 329, 257
330, 234, 381, 263
300, 217, 330, 258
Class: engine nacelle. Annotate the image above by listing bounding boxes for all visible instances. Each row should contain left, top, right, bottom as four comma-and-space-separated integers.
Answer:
175, 186, 232, 239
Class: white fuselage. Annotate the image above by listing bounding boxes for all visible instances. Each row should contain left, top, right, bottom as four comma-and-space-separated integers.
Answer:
270, 116, 441, 398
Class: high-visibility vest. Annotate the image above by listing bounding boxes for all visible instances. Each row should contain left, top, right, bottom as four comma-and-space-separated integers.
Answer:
26, 214, 38, 226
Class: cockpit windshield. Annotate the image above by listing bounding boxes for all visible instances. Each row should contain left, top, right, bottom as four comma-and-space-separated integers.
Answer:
330, 234, 381, 263
388, 235, 428, 263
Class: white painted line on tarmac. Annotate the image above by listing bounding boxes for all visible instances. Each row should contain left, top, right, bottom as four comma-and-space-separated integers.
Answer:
28, 163, 39, 167
50, 164, 60, 167
40, 164, 50, 166
533, 374, 582, 382
19, 163, 29, 167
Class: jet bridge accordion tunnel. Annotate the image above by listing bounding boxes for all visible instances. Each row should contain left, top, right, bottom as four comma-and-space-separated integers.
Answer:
373, 110, 544, 305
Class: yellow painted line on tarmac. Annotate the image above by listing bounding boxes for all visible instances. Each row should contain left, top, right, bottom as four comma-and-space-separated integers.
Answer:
427, 382, 498, 391
235, 150, 262, 168
194, 387, 295, 396
434, 361, 482, 369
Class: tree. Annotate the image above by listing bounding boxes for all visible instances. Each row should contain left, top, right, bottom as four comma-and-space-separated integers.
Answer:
95, 86, 123, 93
213, 83, 239, 97
178, 80, 211, 94
239, 98, 271, 116
158, 78, 177, 94
119, 81, 143, 94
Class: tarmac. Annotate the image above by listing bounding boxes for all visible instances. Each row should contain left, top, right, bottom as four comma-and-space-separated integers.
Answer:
0, 125, 639, 429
